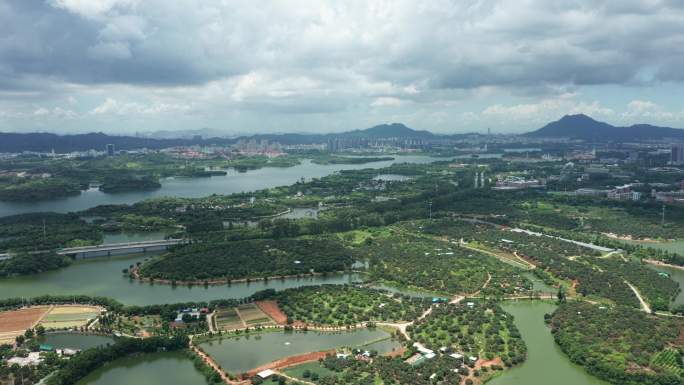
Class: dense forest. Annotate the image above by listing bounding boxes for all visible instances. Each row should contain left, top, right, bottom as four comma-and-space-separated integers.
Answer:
274, 285, 431, 326
139, 238, 354, 281
99, 174, 161, 193
0, 253, 71, 277
0, 213, 102, 252
410, 301, 527, 367
353, 230, 532, 296
551, 302, 683, 385
0, 176, 82, 202
315, 355, 467, 385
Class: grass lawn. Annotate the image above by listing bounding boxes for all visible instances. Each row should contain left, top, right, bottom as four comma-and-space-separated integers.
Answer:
116, 314, 161, 336
283, 361, 339, 381
39, 306, 101, 330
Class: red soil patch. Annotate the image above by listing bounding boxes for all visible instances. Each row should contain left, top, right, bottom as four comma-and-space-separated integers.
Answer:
256, 300, 288, 325
460, 357, 504, 385
475, 357, 503, 370
247, 350, 333, 377
384, 346, 406, 358
0, 307, 51, 344
0, 307, 50, 332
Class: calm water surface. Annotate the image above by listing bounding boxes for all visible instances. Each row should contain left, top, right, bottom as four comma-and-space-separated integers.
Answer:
37, 333, 115, 350
0, 156, 453, 217
75, 352, 206, 385
0, 254, 358, 305
199, 329, 394, 374
488, 302, 608, 385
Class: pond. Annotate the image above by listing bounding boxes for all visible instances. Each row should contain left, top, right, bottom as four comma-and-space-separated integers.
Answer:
362, 337, 402, 354
37, 333, 115, 350
0, 253, 358, 306
0, 156, 451, 217
488, 301, 608, 385
199, 328, 395, 374
522, 272, 556, 294
75, 351, 206, 385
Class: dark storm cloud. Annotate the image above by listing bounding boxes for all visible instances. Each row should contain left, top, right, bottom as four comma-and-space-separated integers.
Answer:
2, 0, 684, 134
2, 0, 684, 92
0, 0, 245, 89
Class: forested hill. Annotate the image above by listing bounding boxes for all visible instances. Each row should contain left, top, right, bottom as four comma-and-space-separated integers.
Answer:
0, 132, 235, 153
0, 123, 441, 152
525, 114, 684, 141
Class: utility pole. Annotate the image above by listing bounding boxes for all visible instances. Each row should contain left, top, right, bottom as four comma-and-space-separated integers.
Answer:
42, 219, 46, 242
662, 204, 666, 226
428, 201, 432, 220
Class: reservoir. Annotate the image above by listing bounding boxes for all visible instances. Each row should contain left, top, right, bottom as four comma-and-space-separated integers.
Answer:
0, 253, 358, 305
37, 333, 115, 350
488, 301, 608, 385
198, 328, 397, 374
75, 351, 206, 385
0, 156, 453, 217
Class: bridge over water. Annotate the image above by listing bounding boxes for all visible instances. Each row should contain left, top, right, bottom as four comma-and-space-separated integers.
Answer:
57, 239, 186, 259
1, 239, 186, 260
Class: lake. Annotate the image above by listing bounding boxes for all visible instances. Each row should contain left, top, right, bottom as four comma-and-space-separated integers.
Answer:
0, 156, 452, 217
199, 328, 396, 374
522, 272, 556, 294
75, 351, 206, 385
488, 302, 608, 385
0, 253, 358, 305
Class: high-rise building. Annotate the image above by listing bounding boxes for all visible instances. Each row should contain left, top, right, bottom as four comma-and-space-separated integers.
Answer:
671, 144, 684, 165
106, 143, 115, 156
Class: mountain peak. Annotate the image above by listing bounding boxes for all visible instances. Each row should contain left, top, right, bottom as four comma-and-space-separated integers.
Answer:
345, 123, 435, 139
558, 113, 597, 122
525, 114, 684, 141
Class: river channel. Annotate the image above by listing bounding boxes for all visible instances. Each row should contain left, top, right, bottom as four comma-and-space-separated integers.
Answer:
0, 155, 460, 217
488, 301, 608, 385
0, 253, 358, 306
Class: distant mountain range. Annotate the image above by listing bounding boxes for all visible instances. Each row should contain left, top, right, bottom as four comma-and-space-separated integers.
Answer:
0, 123, 438, 153
0, 132, 231, 153
525, 114, 684, 141
3, 116, 682, 153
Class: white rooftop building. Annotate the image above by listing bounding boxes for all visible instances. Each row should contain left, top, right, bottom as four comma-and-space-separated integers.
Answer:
257, 369, 276, 379
7, 352, 42, 367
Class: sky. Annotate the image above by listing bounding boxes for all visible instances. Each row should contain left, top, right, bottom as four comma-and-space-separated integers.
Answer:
2, 0, 684, 135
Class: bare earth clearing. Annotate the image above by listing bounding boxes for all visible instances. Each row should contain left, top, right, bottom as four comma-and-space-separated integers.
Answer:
0, 307, 51, 344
